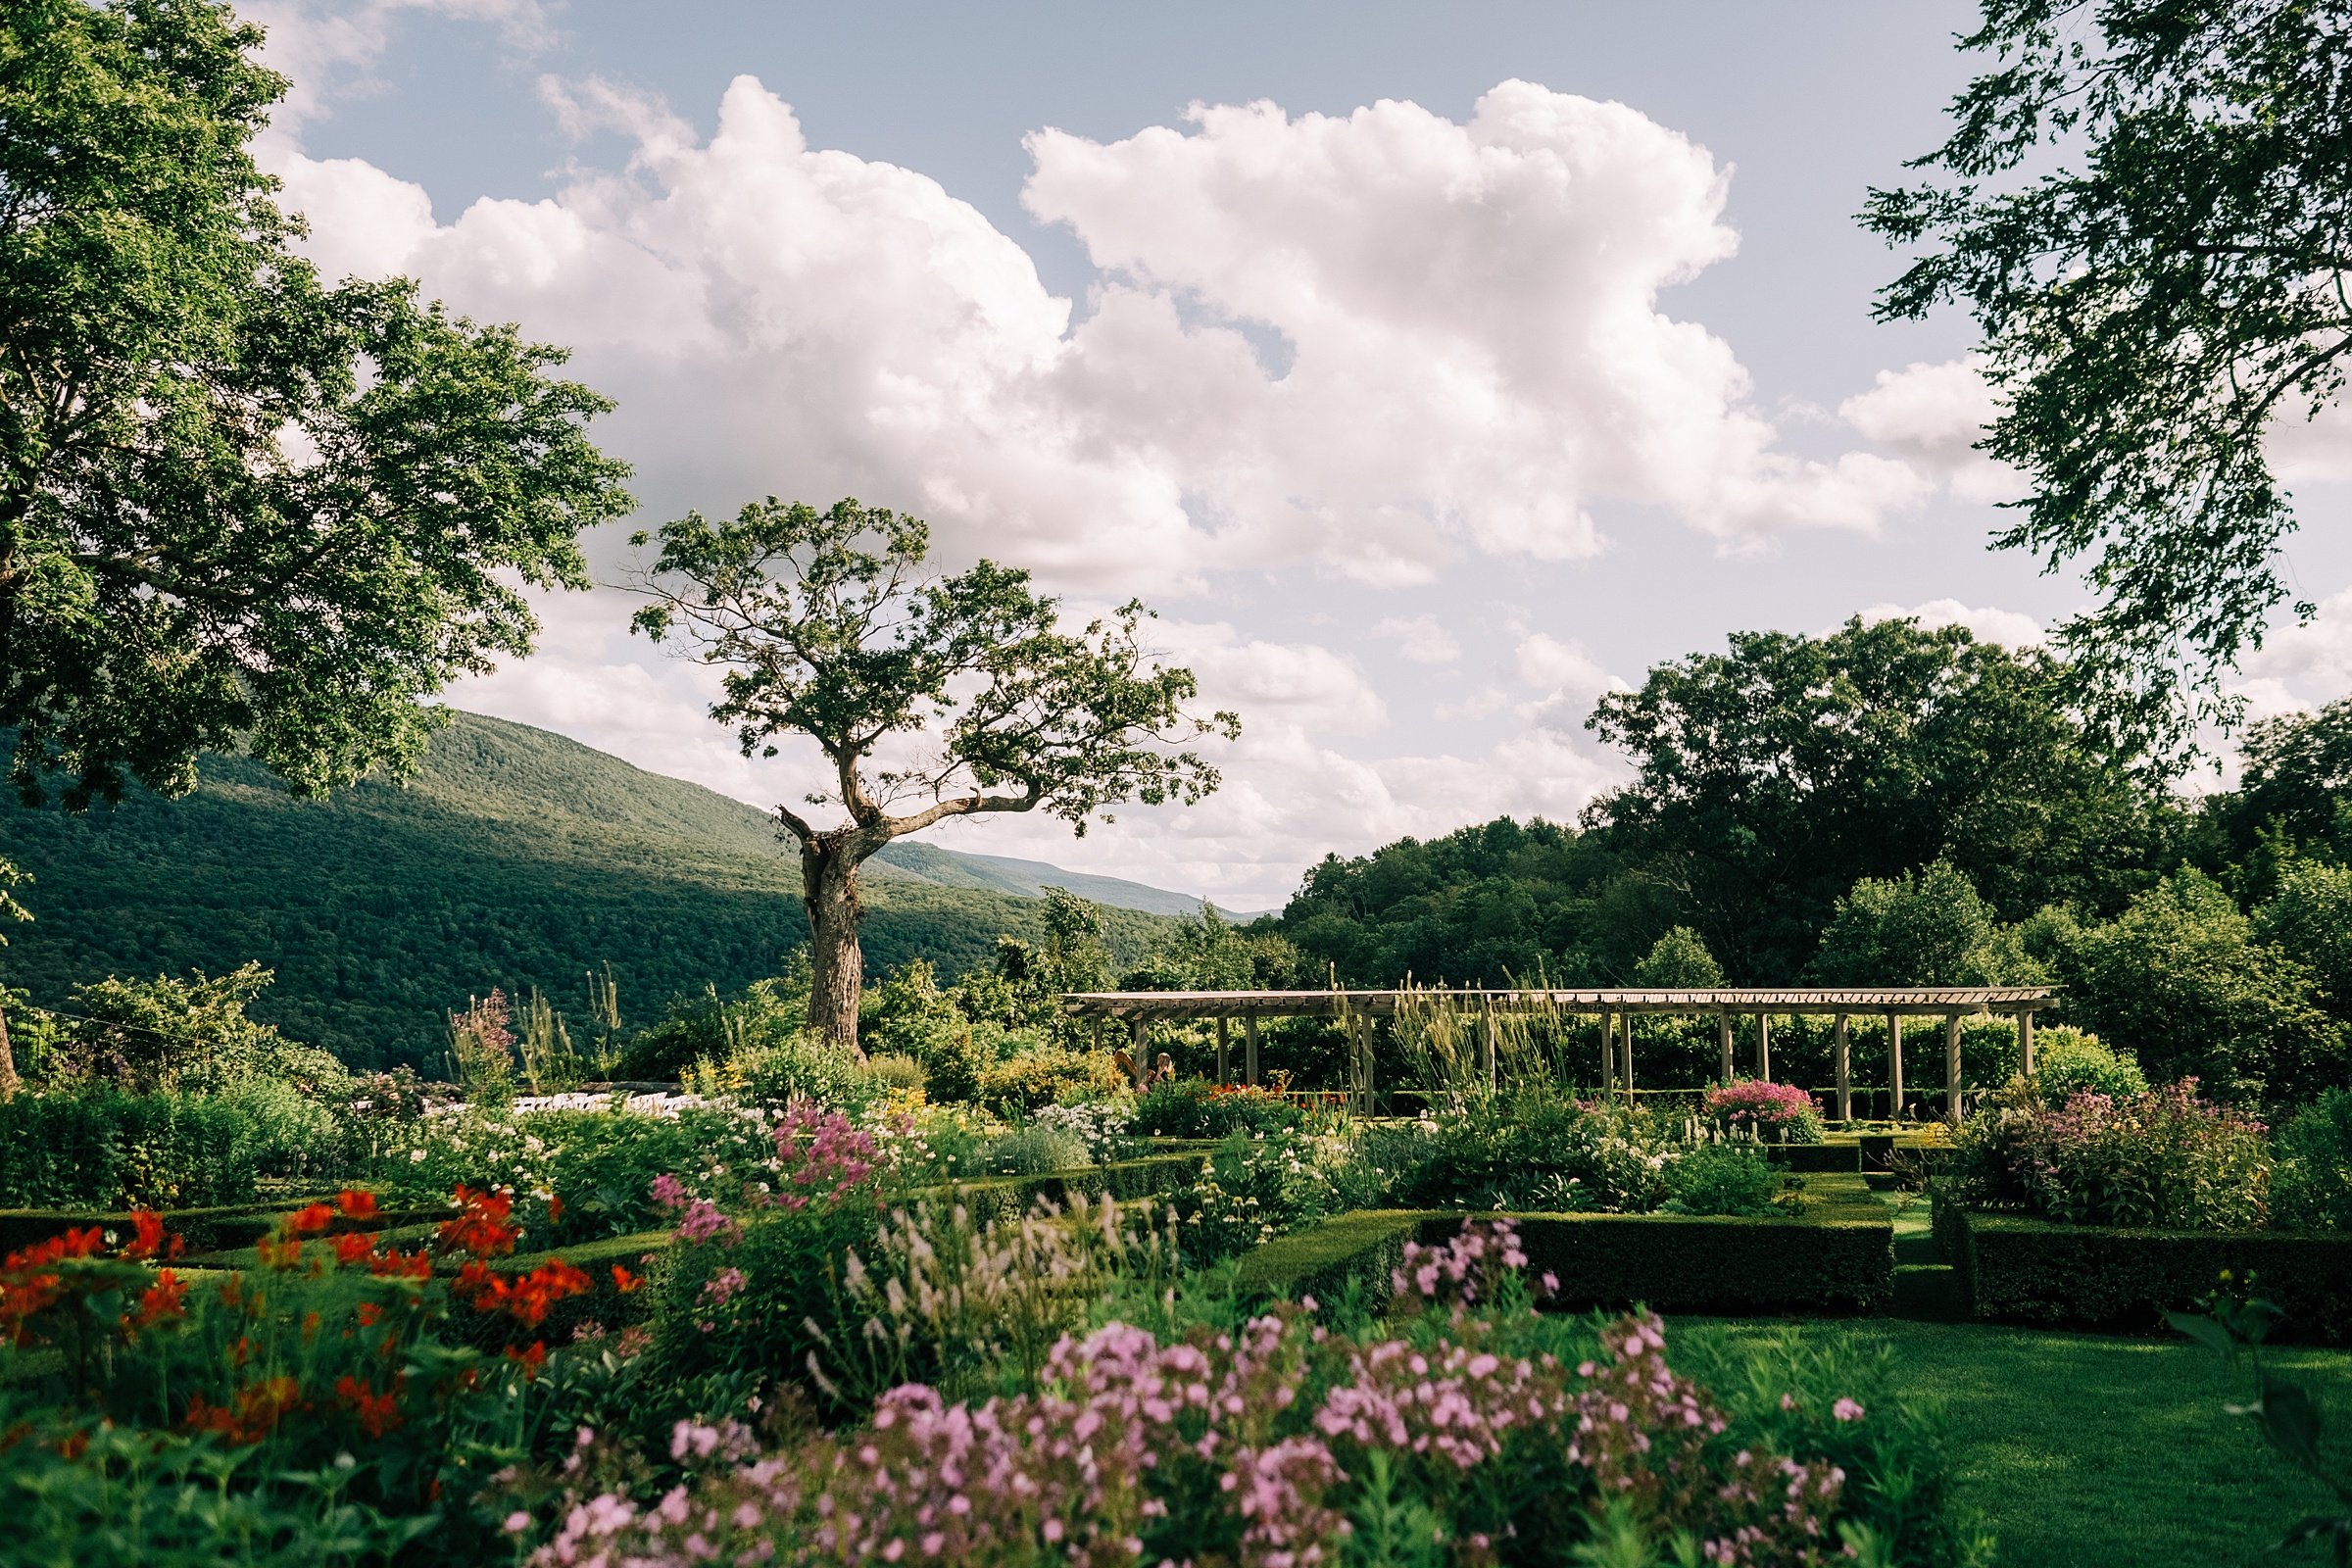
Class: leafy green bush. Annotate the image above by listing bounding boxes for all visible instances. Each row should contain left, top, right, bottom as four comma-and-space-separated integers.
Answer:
0, 1091, 264, 1208
1388, 1091, 1679, 1213
2274, 1089, 2352, 1232
960, 1124, 1093, 1178
1179, 1129, 1359, 1259
1131, 1077, 1304, 1139
695, 1032, 868, 1110
1949, 1080, 2271, 1230
2030, 1027, 2147, 1103
861, 1053, 926, 1093
1663, 1142, 1791, 1216
974, 1039, 1125, 1111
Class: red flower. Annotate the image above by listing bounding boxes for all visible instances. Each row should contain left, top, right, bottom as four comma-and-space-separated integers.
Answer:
505, 1340, 548, 1380
335, 1189, 380, 1221
330, 1231, 379, 1267
546, 1194, 564, 1222
132, 1269, 188, 1329
437, 1186, 520, 1259
334, 1373, 405, 1438
611, 1264, 643, 1295
368, 1247, 432, 1281
124, 1209, 165, 1260
287, 1202, 336, 1237
256, 1233, 305, 1271
356, 1301, 384, 1328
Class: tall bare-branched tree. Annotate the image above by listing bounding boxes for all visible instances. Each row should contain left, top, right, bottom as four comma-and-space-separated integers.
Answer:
630, 498, 1239, 1050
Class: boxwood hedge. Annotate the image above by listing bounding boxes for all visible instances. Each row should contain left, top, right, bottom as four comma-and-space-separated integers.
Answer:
1935, 1197, 2352, 1343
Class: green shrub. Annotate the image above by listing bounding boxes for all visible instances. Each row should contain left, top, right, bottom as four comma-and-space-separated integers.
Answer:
1131, 1077, 1304, 1139
0, 1091, 264, 1208
1948, 1080, 2270, 1231
2029, 1027, 2147, 1102
861, 1053, 927, 1093
974, 1041, 1125, 1111
1936, 1198, 2352, 1342
1388, 1091, 1678, 1212
960, 1124, 1093, 1178
1232, 1175, 1894, 1315
1664, 1142, 1791, 1216
2274, 1088, 2352, 1232
703, 1032, 869, 1110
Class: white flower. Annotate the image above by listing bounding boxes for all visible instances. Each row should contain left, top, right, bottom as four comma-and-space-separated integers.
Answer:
410, 1149, 428, 1162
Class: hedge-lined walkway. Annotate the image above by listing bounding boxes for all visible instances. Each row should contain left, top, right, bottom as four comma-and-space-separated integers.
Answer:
1687, 1316, 2352, 1568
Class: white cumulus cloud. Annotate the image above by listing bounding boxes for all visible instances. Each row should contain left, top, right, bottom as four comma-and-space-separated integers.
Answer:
1838, 356, 2020, 506
1370, 615, 1461, 665
1855, 598, 2046, 649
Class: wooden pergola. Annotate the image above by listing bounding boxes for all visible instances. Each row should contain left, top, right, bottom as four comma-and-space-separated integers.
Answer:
1061, 987, 2058, 1123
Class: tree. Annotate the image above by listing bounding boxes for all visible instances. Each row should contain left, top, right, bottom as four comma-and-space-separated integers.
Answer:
2254, 858, 2352, 1016
1586, 616, 2162, 979
0, 0, 633, 810
2217, 699, 2352, 864
1808, 859, 2037, 987
630, 497, 1238, 1050
1632, 927, 1724, 989
1867, 0, 2352, 746
2063, 868, 2341, 1103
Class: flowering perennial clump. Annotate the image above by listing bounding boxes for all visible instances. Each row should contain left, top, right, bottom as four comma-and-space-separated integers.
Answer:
1705, 1080, 1825, 1143
535, 1222, 1864, 1567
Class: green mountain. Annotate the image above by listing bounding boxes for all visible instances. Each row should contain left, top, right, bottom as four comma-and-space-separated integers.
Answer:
0, 711, 1185, 1070
872, 841, 1270, 921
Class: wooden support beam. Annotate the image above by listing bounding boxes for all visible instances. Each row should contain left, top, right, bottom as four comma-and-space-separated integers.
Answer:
1216, 1015, 1230, 1087
1833, 1012, 1851, 1122
1619, 1010, 1635, 1099
1598, 1009, 1615, 1093
1944, 1010, 1964, 1124
1717, 1010, 1734, 1085
1888, 1011, 1904, 1121
1755, 1011, 1771, 1081
1128, 1016, 1149, 1090
1245, 1014, 1261, 1087
2019, 1008, 2035, 1078
1092, 1016, 1104, 1056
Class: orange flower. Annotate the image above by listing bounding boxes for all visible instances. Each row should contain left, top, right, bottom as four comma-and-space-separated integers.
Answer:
132, 1269, 188, 1329
356, 1301, 383, 1328
124, 1209, 165, 1260
334, 1190, 380, 1221
368, 1248, 432, 1281
185, 1377, 306, 1445
611, 1264, 643, 1295
287, 1202, 336, 1237
301, 1310, 321, 1343
333, 1373, 405, 1438
330, 1231, 379, 1267
504, 1340, 548, 1380
546, 1194, 564, 1223
437, 1186, 520, 1259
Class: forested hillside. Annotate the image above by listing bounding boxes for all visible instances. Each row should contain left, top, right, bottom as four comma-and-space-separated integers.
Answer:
0, 712, 1177, 1068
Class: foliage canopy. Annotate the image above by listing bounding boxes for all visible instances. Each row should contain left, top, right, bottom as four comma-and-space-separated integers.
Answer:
1866, 0, 2352, 744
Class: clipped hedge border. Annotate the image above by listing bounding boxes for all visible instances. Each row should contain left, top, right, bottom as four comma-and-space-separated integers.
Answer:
1235, 1172, 1893, 1315
1934, 1198, 2352, 1344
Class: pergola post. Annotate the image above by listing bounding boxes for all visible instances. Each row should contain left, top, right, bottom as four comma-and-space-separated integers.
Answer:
1215, 1015, 1230, 1086
1620, 1011, 1635, 1100
1245, 1014, 1261, 1087
1092, 1016, 1104, 1056
2019, 1008, 2036, 1078
1716, 1010, 1734, 1085
1944, 1010, 1964, 1124
1128, 1016, 1149, 1089
1887, 1011, 1904, 1121
1833, 1012, 1851, 1122
1351, 1013, 1375, 1116
1755, 1012, 1771, 1081
1599, 1009, 1615, 1093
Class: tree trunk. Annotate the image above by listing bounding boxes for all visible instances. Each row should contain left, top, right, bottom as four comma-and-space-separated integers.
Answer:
803, 838, 868, 1055
0, 1003, 17, 1102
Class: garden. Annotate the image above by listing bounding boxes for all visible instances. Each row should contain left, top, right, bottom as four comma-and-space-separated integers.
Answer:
3, 952, 2350, 1568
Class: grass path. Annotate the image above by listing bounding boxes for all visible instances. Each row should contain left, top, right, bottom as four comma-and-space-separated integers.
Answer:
1686, 1188, 2352, 1567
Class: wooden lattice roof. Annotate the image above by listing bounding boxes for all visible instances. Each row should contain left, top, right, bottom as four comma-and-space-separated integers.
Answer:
1060, 987, 2056, 1020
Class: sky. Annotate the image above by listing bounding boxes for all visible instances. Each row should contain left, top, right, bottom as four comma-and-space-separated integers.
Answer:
247, 0, 2352, 912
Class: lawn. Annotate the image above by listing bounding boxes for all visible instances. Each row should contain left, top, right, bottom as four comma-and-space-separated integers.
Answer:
1690, 1315, 2352, 1568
